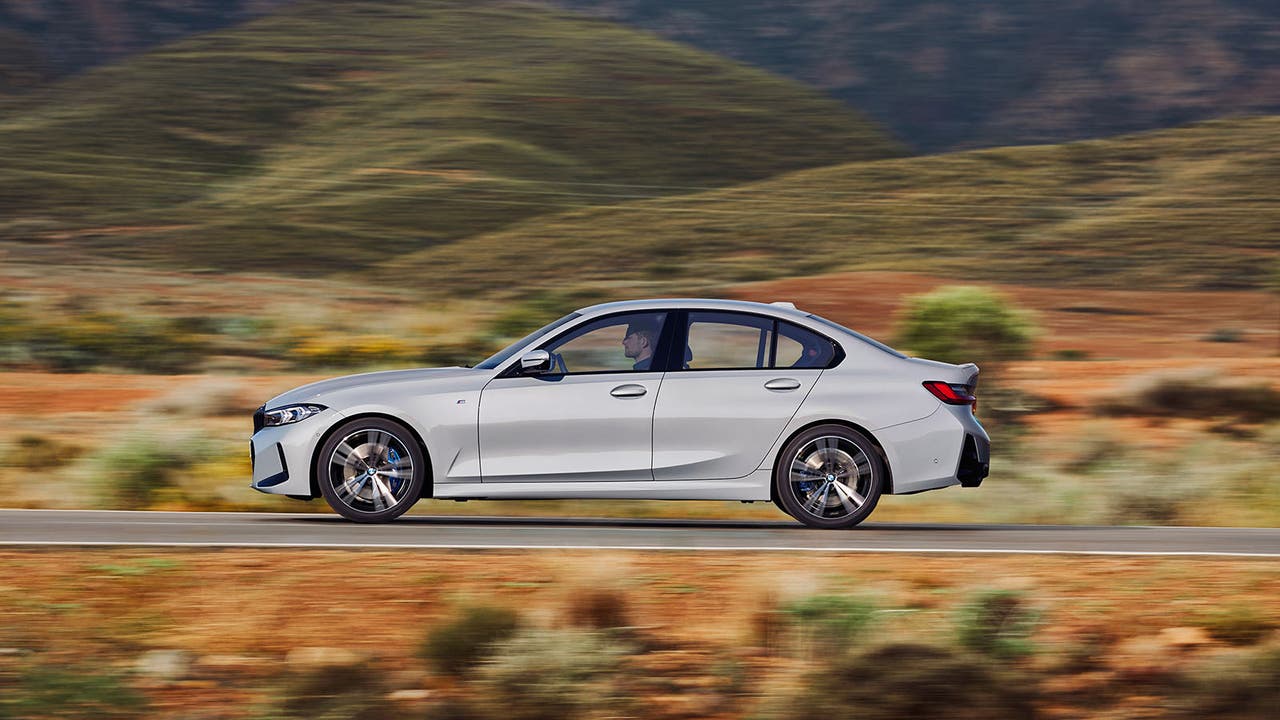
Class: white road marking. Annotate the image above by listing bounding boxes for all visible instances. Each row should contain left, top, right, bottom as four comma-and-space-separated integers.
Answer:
0, 540, 1276, 557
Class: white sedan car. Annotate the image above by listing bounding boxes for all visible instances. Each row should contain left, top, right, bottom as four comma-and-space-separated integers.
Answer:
250, 299, 989, 529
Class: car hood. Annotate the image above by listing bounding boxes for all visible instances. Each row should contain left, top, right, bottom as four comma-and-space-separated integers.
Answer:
266, 367, 487, 408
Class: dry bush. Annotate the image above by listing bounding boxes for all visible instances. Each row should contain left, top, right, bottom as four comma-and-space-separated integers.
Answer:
139, 377, 250, 418
472, 628, 630, 720
566, 588, 631, 631
779, 643, 1037, 720
1179, 646, 1280, 719
418, 605, 521, 677
956, 589, 1039, 660
1198, 606, 1276, 647
1095, 370, 1280, 423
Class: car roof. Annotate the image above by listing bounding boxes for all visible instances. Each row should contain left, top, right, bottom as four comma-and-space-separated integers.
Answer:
575, 298, 812, 321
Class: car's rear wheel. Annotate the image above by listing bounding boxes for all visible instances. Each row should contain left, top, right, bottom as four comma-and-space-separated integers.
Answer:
774, 425, 883, 529
316, 417, 425, 523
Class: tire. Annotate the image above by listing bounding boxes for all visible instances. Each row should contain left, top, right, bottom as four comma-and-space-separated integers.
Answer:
773, 424, 884, 529
316, 417, 426, 523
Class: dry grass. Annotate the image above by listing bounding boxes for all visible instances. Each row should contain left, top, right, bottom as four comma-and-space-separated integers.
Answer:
0, 550, 1276, 718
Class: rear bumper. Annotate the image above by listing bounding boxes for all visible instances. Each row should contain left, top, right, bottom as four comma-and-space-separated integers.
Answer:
876, 405, 990, 494
957, 432, 990, 487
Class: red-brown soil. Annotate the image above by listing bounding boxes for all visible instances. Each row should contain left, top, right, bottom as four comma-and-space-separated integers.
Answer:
734, 271, 1279, 360
1, 550, 1275, 719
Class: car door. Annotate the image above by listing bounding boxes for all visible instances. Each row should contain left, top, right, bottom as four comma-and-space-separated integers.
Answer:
478, 311, 672, 483
652, 311, 835, 481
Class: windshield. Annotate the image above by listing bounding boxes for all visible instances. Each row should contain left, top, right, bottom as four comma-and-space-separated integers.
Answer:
474, 312, 582, 369
806, 313, 908, 359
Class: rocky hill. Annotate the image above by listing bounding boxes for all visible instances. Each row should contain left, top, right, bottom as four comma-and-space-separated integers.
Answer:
552, 0, 1280, 151
0, 0, 899, 272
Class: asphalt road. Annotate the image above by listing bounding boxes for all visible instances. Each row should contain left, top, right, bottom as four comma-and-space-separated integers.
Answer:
1, 510, 1278, 556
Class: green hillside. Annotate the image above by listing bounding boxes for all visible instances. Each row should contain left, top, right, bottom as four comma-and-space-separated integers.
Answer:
379, 116, 1280, 293
0, 0, 901, 271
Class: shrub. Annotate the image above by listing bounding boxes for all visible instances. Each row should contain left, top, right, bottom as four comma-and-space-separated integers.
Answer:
12, 435, 82, 470
780, 643, 1037, 720
781, 594, 878, 658
276, 660, 396, 720
92, 435, 206, 509
1095, 370, 1280, 423
0, 663, 147, 720
419, 605, 521, 677
1198, 606, 1276, 646
956, 590, 1038, 660
566, 588, 631, 631
473, 628, 629, 720
1179, 646, 1280, 719
288, 332, 420, 369
1203, 328, 1243, 343
26, 313, 207, 373
894, 286, 1037, 371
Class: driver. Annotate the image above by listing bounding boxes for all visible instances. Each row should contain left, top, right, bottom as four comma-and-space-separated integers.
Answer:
621, 319, 659, 371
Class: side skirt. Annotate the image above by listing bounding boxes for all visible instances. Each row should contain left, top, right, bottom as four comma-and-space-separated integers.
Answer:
434, 469, 772, 501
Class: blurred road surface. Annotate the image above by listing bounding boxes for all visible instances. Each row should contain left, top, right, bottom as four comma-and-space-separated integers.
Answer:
1, 510, 1277, 556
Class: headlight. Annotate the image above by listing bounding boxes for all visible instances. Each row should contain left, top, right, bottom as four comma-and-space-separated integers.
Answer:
263, 404, 327, 427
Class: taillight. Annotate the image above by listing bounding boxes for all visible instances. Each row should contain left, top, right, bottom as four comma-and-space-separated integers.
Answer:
923, 381, 976, 407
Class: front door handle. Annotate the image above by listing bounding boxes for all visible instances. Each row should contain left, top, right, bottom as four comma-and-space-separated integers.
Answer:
764, 378, 802, 391
610, 384, 647, 398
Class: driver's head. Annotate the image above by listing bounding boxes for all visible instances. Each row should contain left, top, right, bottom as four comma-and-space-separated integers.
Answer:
622, 319, 658, 360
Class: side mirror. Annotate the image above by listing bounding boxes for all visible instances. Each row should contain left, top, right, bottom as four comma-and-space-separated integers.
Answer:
520, 349, 552, 374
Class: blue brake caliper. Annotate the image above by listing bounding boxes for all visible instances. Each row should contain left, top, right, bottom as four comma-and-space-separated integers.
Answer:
387, 448, 404, 493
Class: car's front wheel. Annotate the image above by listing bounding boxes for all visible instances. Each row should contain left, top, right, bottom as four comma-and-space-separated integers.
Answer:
773, 425, 884, 529
316, 417, 426, 523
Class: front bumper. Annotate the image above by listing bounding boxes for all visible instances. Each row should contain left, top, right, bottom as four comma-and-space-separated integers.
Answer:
249, 409, 342, 497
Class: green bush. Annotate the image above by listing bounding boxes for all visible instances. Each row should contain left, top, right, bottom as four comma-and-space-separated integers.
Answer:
419, 605, 521, 677
781, 594, 879, 658
779, 643, 1037, 720
956, 590, 1039, 660
92, 436, 206, 509
0, 309, 208, 374
895, 286, 1037, 370
1198, 606, 1276, 646
0, 662, 147, 720
473, 628, 629, 720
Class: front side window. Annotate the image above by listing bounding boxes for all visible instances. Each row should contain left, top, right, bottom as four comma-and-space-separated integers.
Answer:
542, 312, 668, 374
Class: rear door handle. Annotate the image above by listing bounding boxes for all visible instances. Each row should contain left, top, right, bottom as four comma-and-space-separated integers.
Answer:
610, 384, 647, 398
764, 378, 802, 391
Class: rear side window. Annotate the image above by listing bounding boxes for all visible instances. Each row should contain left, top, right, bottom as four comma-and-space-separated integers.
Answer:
680, 312, 839, 370
776, 321, 836, 369
685, 312, 774, 370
